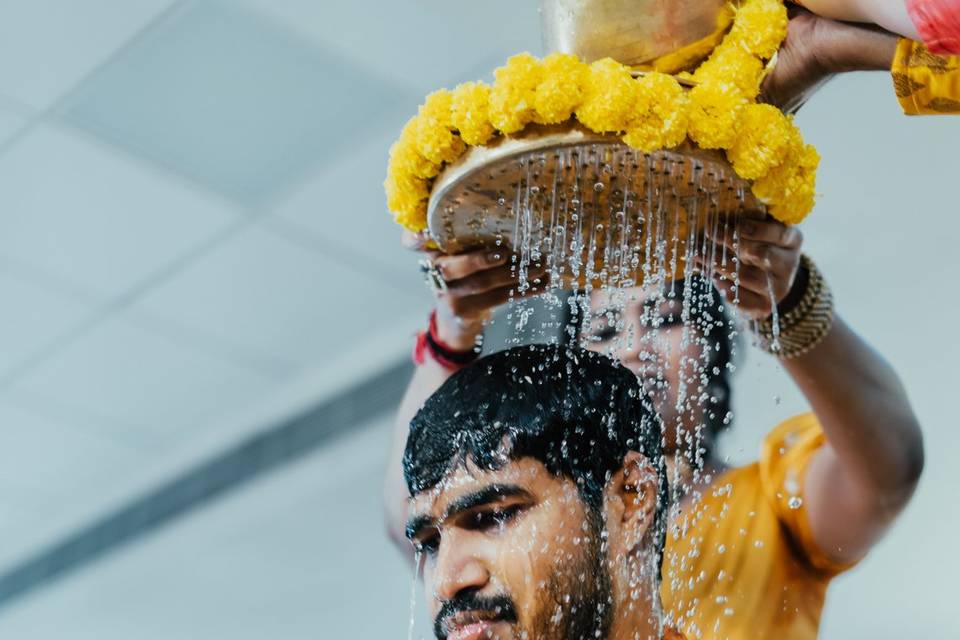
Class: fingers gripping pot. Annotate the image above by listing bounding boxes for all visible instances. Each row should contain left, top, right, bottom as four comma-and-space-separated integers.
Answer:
384, 0, 819, 289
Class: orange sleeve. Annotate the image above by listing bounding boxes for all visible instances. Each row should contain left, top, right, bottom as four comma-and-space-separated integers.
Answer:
891, 38, 960, 114
758, 413, 859, 576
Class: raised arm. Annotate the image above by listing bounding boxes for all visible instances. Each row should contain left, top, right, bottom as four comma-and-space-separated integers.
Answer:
704, 219, 923, 567
786, 315, 924, 564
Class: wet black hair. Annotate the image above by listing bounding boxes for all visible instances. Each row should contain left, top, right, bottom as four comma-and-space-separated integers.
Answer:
567, 275, 736, 439
403, 344, 669, 570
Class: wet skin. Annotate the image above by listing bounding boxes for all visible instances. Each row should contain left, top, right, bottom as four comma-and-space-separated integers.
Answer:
406, 455, 660, 640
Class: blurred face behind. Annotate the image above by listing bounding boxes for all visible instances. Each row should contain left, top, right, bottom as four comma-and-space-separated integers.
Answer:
406, 456, 658, 640
584, 287, 708, 454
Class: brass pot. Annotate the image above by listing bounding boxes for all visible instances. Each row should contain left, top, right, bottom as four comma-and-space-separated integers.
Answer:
540, 0, 729, 67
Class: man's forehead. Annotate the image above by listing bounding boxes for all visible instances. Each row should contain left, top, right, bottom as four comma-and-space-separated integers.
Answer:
409, 458, 562, 515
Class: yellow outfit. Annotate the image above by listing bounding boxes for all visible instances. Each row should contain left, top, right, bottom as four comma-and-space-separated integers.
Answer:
661, 414, 854, 640
892, 38, 960, 114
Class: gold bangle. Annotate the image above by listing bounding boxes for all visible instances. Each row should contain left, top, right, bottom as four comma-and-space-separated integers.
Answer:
754, 254, 834, 359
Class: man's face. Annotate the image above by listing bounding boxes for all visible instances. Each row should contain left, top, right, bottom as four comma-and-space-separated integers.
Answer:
585, 287, 707, 452
405, 458, 611, 640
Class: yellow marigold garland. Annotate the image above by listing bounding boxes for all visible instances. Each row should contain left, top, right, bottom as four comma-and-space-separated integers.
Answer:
727, 103, 799, 180
534, 53, 589, 124
576, 58, 641, 133
692, 44, 765, 99
753, 143, 820, 225
384, 0, 816, 232
413, 90, 465, 165
451, 82, 496, 146
728, 0, 789, 59
624, 72, 688, 152
488, 53, 542, 134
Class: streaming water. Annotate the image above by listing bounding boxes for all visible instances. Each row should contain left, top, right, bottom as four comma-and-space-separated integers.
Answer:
408, 549, 422, 640
421, 144, 787, 639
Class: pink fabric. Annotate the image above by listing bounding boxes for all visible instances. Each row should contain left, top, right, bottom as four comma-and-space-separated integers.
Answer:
907, 0, 960, 54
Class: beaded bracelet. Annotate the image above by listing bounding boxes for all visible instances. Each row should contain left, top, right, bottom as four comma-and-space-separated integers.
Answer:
754, 254, 834, 359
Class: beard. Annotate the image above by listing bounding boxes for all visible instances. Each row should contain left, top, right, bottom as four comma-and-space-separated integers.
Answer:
526, 514, 613, 640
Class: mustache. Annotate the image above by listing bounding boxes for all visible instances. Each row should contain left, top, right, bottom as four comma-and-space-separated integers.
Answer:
434, 590, 518, 640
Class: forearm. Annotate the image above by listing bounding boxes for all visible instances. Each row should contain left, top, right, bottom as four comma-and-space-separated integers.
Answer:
818, 18, 900, 71
783, 315, 924, 502
797, 0, 920, 41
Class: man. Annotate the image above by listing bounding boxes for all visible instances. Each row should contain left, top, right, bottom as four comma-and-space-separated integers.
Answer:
402, 344, 681, 640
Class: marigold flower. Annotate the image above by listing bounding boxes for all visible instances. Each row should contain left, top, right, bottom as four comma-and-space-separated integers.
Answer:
576, 58, 640, 133
687, 81, 747, 149
384, 171, 429, 231
694, 42, 765, 98
451, 82, 496, 146
728, 0, 789, 60
727, 103, 799, 179
534, 53, 589, 124
489, 53, 543, 134
624, 72, 689, 152
752, 143, 820, 223
390, 118, 440, 179
414, 90, 466, 165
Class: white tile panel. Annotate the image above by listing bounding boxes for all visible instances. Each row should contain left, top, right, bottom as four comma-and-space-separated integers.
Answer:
0, 0, 173, 109
61, 0, 414, 206
270, 124, 433, 293
129, 223, 421, 368
0, 124, 238, 297
0, 400, 137, 497
243, 0, 541, 90
0, 418, 426, 640
0, 400, 143, 568
0, 101, 27, 147
8, 314, 280, 442
0, 272, 94, 379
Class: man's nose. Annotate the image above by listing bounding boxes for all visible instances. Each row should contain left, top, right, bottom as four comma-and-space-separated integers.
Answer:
433, 533, 490, 602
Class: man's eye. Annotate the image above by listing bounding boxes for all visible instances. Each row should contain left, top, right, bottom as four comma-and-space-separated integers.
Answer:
414, 532, 440, 556
468, 505, 522, 531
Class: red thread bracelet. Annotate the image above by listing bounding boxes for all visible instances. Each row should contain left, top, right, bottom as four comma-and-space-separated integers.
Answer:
412, 311, 480, 370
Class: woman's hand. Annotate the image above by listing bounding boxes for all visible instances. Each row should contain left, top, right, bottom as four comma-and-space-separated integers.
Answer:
697, 217, 803, 320
403, 231, 550, 350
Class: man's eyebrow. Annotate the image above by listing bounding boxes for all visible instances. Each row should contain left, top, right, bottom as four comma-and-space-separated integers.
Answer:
442, 484, 532, 521
405, 484, 533, 541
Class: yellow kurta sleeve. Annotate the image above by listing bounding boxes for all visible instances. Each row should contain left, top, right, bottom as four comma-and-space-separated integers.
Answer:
758, 413, 860, 576
891, 38, 960, 115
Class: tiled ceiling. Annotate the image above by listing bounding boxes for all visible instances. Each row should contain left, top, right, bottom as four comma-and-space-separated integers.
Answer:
0, 0, 481, 580
128, 222, 417, 369
61, 0, 415, 206
0, 124, 238, 299
0, 0, 174, 110
244, 0, 542, 91
0, 2, 955, 638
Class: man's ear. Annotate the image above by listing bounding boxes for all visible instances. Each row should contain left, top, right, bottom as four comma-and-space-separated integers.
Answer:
612, 450, 658, 553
